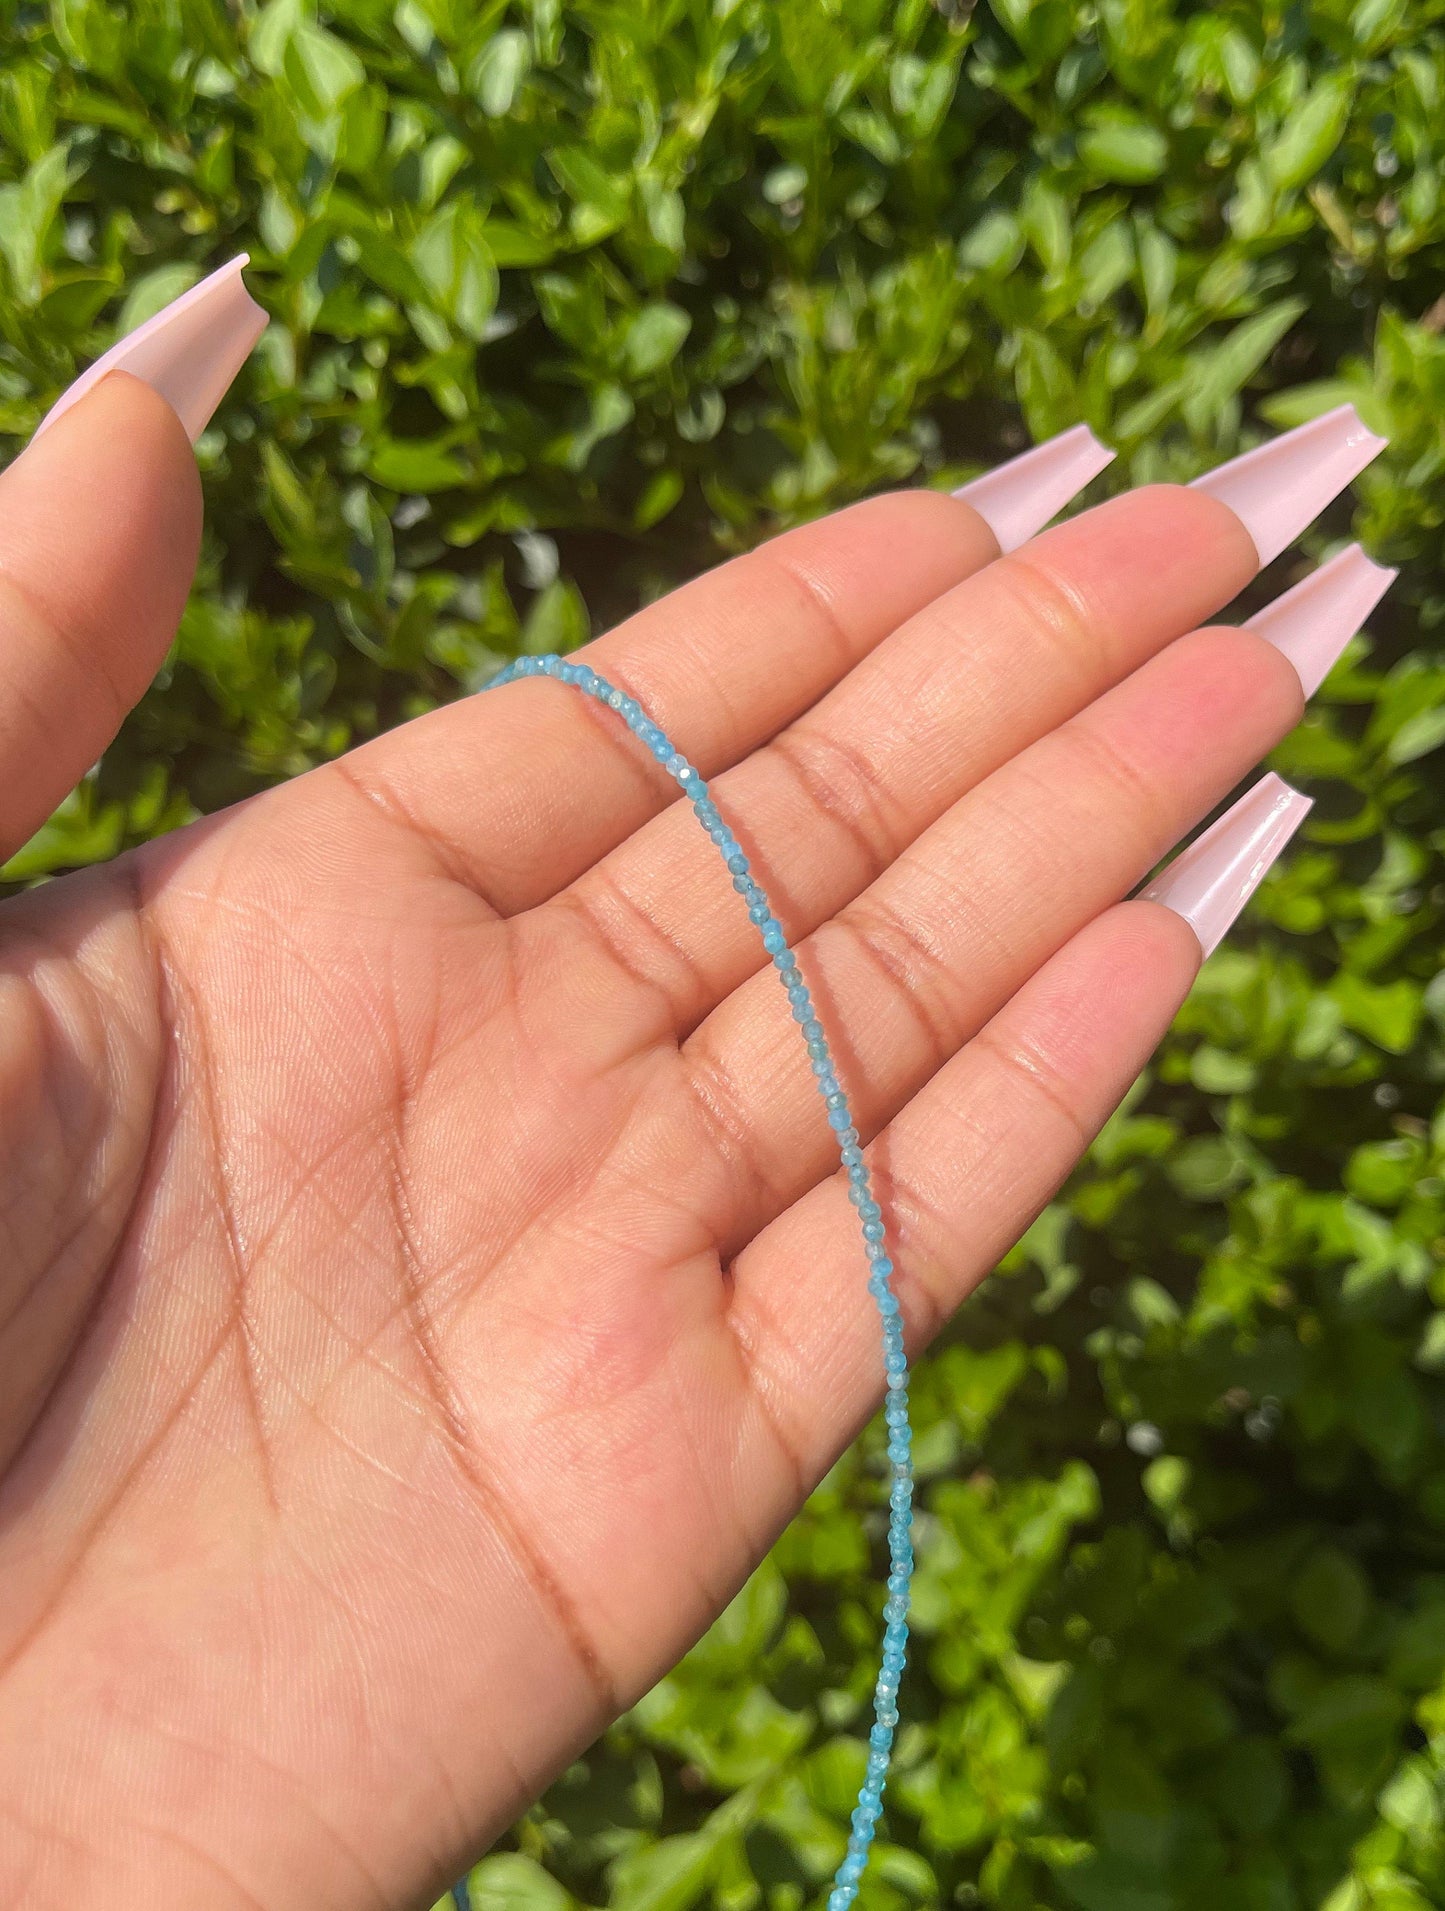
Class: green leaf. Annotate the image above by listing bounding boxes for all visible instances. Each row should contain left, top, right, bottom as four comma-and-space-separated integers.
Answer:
1291, 1547, 1371, 1654
366, 436, 469, 492
1183, 300, 1306, 431
0, 143, 75, 304
608, 1834, 720, 1911
622, 303, 691, 377
1286, 1675, 1406, 1753
117, 262, 201, 336
1263, 78, 1354, 191
549, 149, 630, 243
520, 578, 589, 655
468, 29, 531, 116
36, 271, 118, 330
248, 0, 306, 76
1331, 973, 1423, 1054
1078, 120, 1169, 184
461, 1854, 571, 1911
481, 222, 557, 268
412, 200, 499, 341
1386, 703, 1445, 765
284, 18, 365, 119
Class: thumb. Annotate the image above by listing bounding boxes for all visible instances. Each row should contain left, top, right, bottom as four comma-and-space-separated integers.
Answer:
0, 371, 201, 866
0, 258, 264, 868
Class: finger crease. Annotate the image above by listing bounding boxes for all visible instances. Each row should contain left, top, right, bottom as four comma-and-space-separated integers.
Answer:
758, 546, 860, 679
970, 1023, 1093, 1156
770, 725, 902, 882
682, 1040, 791, 1224
830, 905, 959, 1075
994, 548, 1120, 689
329, 756, 504, 913
0, 566, 133, 733
721, 1291, 809, 1505
560, 868, 706, 1031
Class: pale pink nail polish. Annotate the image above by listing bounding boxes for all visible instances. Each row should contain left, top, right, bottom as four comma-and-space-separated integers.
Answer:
953, 422, 1116, 553
1244, 542, 1397, 697
32, 254, 266, 447
1191, 404, 1387, 570
1139, 772, 1312, 957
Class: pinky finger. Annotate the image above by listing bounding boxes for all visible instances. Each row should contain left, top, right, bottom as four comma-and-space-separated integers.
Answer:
727, 775, 1311, 1480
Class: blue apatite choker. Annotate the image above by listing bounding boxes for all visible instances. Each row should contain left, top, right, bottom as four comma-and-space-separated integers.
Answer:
486, 653, 915, 1906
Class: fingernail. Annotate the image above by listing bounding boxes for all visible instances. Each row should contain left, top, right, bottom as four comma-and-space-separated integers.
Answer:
1139, 772, 1312, 958
953, 422, 1116, 553
1190, 404, 1387, 570
32, 254, 266, 447
1244, 542, 1397, 698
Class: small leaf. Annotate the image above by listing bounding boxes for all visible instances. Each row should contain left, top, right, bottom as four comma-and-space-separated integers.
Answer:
468, 29, 531, 116
117, 262, 200, 336
1183, 300, 1306, 431
412, 200, 498, 341
549, 149, 629, 242
285, 19, 365, 118
1264, 78, 1354, 191
608, 1833, 722, 1911
462, 1853, 571, 1911
1078, 119, 1169, 184
623, 302, 691, 377
1291, 1547, 1371, 1654
1387, 703, 1445, 765
366, 437, 469, 492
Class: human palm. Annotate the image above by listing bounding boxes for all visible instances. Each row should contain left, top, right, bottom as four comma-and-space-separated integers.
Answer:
0, 374, 1310, 1907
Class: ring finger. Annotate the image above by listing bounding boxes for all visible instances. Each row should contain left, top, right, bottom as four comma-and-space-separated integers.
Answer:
679, 620, 1305, 1253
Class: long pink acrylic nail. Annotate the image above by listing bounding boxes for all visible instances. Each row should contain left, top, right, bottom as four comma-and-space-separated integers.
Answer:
1191, 404, 1387, 570
32, 254, 266, 447
953, 422, 1115, 552
1139, 772, 1312, 957
1245, 542, 1397, 697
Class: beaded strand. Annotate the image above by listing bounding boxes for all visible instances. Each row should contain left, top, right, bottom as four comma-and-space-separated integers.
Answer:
486, 653, 914, 1906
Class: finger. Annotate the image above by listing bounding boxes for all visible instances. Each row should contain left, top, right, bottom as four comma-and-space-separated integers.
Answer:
724, 900, 1201, 1479
681, 621, 1302, 1251
328, 488, 1000, 910
556, 485, 1257, 1032
0, 372, 201, 864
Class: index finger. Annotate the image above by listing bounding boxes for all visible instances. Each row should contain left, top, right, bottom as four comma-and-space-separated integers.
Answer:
324, 429, 1113, 913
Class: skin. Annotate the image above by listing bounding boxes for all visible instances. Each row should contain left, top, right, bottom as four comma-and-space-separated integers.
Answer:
0, 372, 1303, 1908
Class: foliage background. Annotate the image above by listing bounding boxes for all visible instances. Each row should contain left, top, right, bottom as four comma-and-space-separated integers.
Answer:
1, 0, 1444, 1905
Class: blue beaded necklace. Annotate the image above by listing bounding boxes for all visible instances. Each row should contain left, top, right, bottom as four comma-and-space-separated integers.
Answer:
487, 654, 914, 1907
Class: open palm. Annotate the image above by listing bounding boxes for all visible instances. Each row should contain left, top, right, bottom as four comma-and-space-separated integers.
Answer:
0, 373, 1327, 1909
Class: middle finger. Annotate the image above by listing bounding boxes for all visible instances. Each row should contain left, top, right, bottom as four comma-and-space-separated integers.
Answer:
553, 480, 1256, 1033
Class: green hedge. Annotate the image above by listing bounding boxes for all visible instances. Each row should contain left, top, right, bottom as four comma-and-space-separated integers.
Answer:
2, 0, 1444, 1906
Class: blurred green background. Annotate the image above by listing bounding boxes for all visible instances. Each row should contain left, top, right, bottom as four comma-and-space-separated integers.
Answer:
2, 0, 1444, 1906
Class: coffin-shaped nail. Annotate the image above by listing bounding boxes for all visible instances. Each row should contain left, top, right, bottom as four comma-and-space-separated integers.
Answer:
32, 254, 266, 447
1191, 404, 1387, 570
953, 422, 1116, 553
1244, 542, 1397, 698
1139, 772, 1312, 958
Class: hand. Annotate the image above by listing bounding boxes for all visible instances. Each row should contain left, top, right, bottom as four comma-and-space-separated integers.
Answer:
0, 369, 1352, 1909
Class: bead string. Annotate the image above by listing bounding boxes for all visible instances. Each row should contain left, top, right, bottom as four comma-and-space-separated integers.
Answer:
487, 653, 914, 1906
